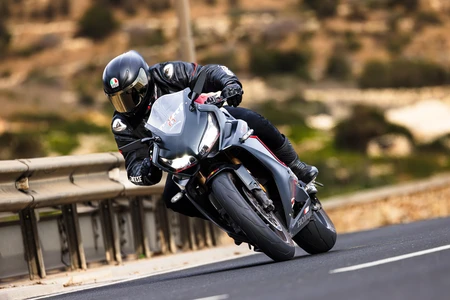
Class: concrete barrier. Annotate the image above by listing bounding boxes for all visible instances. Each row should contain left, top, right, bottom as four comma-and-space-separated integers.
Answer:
323, 173, 450, 233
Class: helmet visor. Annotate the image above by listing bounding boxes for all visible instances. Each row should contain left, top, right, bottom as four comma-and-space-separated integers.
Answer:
108, 68, 149, 113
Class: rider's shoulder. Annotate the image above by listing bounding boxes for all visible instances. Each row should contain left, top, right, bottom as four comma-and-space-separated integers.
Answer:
111, 113, 132, 133
150, 61, 190, 81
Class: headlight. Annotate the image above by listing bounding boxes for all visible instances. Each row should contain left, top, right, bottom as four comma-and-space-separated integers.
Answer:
160, 155, 197, 171
198, 113, 219, 156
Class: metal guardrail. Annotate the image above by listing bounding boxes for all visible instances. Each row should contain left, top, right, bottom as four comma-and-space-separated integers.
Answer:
2, 153, 450, 282
0, 153, 220, 281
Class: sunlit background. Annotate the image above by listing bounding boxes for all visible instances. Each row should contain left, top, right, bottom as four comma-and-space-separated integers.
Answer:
0, 0, 449, 197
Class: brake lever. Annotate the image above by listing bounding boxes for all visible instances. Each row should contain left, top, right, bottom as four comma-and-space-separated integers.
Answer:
119, 136, 161, 152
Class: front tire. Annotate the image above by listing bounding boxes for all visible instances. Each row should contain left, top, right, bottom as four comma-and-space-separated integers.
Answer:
211, 172, 296, 262
293, 207, 337, 255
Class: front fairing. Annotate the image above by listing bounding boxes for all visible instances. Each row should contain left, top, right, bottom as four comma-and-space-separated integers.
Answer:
145, 88, 209, 174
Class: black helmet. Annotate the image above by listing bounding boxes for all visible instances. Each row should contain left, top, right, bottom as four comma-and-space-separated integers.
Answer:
102, 50, 150, 114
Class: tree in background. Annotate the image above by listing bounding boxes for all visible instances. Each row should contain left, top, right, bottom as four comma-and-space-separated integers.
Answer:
147, 0, 172, 12
387, 0, 419, 11
0, 0, 10, 19
302, 0, 339, 18
359, 59, 449, 89
325, 51, 352, 81
0, 20, 11, 57
76, 4, 119, 41
249, 45, 312, 79
334, 105, 413, 152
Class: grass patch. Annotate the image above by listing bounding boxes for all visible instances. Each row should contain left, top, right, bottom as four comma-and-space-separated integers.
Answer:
4, 112, 111, 158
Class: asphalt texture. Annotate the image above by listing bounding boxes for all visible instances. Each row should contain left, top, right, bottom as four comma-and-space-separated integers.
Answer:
41, 217, 450, 300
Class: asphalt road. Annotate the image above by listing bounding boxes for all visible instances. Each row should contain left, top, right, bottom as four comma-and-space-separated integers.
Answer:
43, 217, 450, 300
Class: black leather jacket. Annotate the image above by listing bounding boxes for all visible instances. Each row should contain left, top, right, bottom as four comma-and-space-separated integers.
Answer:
111, 61, 242, 186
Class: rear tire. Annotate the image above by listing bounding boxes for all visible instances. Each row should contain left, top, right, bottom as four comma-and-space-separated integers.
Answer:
293, 208, 337, 255
211, 172, 296, 262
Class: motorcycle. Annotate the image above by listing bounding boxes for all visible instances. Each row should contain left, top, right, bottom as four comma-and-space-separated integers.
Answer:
120, 72, 337, 261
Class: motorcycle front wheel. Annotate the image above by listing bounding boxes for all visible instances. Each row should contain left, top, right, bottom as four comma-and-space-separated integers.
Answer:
211, 172, 296, 262
293, 203, 337, 255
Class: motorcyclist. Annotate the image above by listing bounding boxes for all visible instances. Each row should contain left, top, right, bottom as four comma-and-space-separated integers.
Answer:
102, 50, 318, 219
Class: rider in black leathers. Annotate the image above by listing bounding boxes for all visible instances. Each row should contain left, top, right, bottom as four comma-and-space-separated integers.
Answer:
102, 50, 318, 218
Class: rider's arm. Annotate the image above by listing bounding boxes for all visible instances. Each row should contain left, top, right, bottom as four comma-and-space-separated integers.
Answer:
152, 61, 242, 93
111, 114, 162, 186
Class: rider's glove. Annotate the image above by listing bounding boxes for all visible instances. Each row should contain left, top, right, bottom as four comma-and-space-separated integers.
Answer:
139, 157, 162, 185
205, 94, 224, 107
221, 83, 243, 107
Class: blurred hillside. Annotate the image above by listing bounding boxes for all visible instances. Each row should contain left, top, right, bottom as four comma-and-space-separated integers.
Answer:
0, 0, 450, 196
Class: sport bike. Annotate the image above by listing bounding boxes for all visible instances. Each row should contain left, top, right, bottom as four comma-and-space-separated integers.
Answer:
121, 72, 337, 261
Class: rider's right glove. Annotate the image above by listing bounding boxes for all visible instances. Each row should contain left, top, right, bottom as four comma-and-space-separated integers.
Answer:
221, 83, 243, 107
140, 157, 162, 185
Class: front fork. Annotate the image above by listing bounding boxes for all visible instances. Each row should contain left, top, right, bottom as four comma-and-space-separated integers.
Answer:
204, 156, 275, 212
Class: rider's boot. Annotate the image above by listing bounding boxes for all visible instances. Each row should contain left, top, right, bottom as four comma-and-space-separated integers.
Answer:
273, 136, 318, 184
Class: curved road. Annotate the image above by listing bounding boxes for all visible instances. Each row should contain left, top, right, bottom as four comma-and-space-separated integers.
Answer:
44, 217, 450, 300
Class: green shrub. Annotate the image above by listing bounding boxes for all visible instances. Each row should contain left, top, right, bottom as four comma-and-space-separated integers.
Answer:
387, 0, 419, 11
128, 27, 166, 47
0, 133, 46, 159
0, 0, 10, 19
255, 100, 306, 126
390, 59, 448, 87
358, 59, 449, 89
366, 0, 389, 9
148, 0, 172, 12
25, 68, 61, 87
385, 33, 411, 55
15, 34, 62, 57
9, 112, 64, 123
46, 131, 79, 155
229, 0, 240, 8
78, 90, 95, 106
302, 0, 339, 19
417, 134, 450, 153
334, 105, 413, 152
386, 12, 402, 32
76, 4, 119, 41
0, 69, 10, 77
325, 52, 352, 80
0, 20, 11, 56
254, 94, 328, 127
249, 45, 312, 79
346, 3, 368, 21
358, 60, 390, 88
414, 11, 442, 31
344, 31, 362, 52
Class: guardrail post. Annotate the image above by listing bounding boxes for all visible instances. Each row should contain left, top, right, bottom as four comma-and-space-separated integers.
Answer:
129, 197, 151, 258
19, 208, 46, 280
99, 199, 122, 264
62, 203, 87, 270
179, 216, 197, 251
208, 222, 218, 246
201, 220, 214, 248
155, 196, 176, 254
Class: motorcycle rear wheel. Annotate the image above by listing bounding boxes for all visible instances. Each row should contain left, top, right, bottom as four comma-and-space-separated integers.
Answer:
293, 206, 337, 255
211, 172, 296, 262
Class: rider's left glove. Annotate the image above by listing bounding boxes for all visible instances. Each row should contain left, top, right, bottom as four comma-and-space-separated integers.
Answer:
140, 157, 162, 185
221, 83, 243, 107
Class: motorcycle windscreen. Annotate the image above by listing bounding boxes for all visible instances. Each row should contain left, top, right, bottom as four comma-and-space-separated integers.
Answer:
147, 90, 185, 135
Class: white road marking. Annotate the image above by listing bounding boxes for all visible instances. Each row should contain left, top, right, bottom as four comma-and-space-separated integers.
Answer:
193, 294, 229, 300
330, 244, 450, 274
